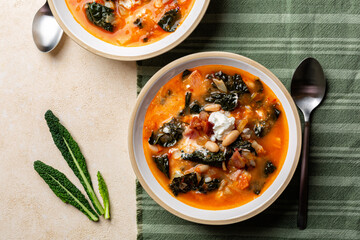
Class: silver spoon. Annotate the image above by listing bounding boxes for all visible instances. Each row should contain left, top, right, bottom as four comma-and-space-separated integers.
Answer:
32, 2, 63, 52
291, 57, 326, 230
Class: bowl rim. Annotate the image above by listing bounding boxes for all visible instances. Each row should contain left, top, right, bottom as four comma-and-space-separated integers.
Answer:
128, 51, 301, 224
48, 0, 210, 61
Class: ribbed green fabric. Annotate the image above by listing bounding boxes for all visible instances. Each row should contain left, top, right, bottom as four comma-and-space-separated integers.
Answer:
136, 1, 360, 239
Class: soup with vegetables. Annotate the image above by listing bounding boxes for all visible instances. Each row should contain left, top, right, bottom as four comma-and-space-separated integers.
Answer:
143, 65, 289, 210
65, 0, 195, 47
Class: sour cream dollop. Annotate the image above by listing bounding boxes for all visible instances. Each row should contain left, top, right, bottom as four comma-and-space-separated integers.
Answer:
208, 112, 235, 141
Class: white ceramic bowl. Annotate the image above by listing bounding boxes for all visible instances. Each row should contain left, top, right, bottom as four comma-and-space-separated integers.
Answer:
128, 52, 301, 224
48, 0, 209, 61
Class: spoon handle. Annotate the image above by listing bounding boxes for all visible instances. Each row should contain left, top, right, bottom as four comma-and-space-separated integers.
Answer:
298, 121, 310, 230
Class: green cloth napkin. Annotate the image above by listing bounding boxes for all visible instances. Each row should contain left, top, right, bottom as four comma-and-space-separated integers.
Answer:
136, 0, 360, 239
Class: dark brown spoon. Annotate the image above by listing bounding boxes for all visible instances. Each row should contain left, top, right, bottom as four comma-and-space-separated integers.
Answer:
291, 58, 326, 230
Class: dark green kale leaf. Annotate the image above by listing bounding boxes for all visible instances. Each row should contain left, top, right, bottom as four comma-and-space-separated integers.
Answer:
170, 173, 198, 196
225, 137, 256, 161
179, 91, 191, 116
228, 74, 249, 94
189, 100, 202, 114
273, 106, 281, 120
133, 18, 143, 29
254, 120, 268, 137
264, 161, 276, 176
182, 69, 192, 80
180, 92, 202, 115
181, 150, 226, 167
185, 91, 192, 108
44, 110, 104, 215
229, 137, 256, 153
213, 71, 230, 81
207, 71, 249, 95
153, 154, 169, 178
148, 118, 184, 147
169, 173, 221, 196
197, 178, 220, 193
205, 92, 238, 111
158, 8, 181, 32
34, 161, 99, 221
253, 105, 281, 138
85, 2, 115, 32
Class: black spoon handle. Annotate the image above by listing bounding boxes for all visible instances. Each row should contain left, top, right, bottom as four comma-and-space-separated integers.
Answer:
298, 121, 310, 230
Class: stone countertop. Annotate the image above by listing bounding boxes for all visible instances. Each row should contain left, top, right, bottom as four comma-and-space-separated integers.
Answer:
0, 0, 137, 239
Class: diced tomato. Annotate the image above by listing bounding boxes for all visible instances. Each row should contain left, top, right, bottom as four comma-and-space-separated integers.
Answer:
238, 173, 251, 190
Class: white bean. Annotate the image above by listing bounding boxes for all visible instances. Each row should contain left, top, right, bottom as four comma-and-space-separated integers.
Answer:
205, 141, 220, 152
196, 164, 210, 173
204, 104, 221, 112
222, 130, 240, 147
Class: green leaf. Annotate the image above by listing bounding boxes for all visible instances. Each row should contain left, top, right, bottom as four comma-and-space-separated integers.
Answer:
153, 154, 169, 178
44, 110, 104, 215
34, 161, 99, 221
85, 2, 115, 32
97, 171, 110, 219
157, 8, 181, 32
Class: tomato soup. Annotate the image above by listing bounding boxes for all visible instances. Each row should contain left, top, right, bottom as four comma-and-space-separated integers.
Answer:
143, 65, 289, 210
65, 0, 195, 47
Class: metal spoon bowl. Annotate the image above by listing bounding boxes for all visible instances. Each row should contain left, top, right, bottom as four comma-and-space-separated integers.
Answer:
291, 57, 326, 230
32, 2, 63, 52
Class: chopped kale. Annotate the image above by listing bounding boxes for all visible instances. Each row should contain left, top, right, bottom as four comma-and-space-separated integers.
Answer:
205, 92, 238, 111
254, 104, 281, 138
179, 91, 192, 116
273, 106, 281, 119
207, 71, 249, 95
198, 179, 220, 193
182, 69, 192, 80
158, 8, 181, 32
189, 100, 202, 114
133, 18, 143, 29
227, 74, 249, 94
229, 138, 256, 153
264, 161, 276, 176
214, 71, 229, 81
170, 173, 198, 196
225, 137, 256, 162
253, 105, 281, 138
169, 173, 221, 196
185, 91, 192, 107
153, 154, 169, 178
180, 92, 202, 115
254, 120, 267, 137
181, 150, 226, 167
85, 2, 115, 32
148, 118, 184, 147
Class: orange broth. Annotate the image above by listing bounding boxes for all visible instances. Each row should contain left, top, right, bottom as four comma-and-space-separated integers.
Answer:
65, 0, 194, 47
143, 65, 289, 210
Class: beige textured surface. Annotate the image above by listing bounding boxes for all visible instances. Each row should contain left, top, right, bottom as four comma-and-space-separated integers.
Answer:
0, 0, 137, 239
